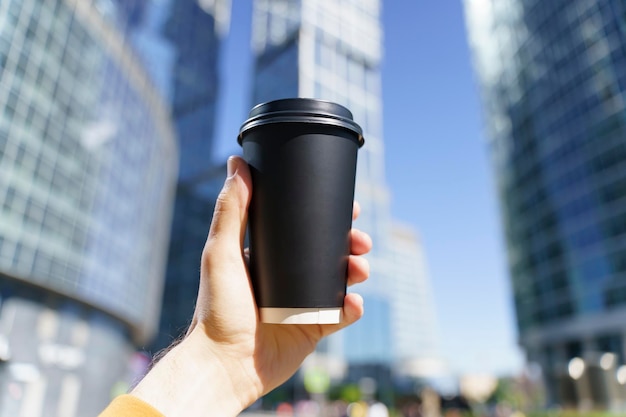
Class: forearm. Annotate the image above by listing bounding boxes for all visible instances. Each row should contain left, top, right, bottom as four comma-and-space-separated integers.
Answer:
130, 329, 258, 417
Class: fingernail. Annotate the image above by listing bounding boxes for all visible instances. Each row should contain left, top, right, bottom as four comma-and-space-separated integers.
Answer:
227, 157, 237, 178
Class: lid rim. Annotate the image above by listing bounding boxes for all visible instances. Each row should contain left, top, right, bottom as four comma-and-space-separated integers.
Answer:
248, 98, 354, 120
238, 98, 364, 147
238, 118, 364, 147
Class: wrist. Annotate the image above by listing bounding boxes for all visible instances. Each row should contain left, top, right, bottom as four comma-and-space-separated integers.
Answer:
131, 329, 259, 417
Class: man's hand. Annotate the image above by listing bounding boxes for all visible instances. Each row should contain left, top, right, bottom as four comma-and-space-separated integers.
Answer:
131, 156, 372, 416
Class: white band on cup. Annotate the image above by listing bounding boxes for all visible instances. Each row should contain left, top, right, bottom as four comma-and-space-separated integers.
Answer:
260, 307, 342, 324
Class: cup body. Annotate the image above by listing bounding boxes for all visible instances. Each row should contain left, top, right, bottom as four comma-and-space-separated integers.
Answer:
238, 98, 363, 324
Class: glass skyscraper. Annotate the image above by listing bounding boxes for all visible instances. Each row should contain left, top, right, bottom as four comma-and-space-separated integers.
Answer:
161, 0, 230, 182
251, 0, 443, 390
0, 0, 178, 415
465, 0, 626, 405
389, 224, 444, 383
142, 0, 233, 350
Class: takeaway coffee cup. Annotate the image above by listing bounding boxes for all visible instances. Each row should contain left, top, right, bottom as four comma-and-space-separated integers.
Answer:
238, 98, 364, 324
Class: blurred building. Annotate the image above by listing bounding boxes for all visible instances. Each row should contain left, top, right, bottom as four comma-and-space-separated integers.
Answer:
464, 0, 626, 407
0, 0, 177, 415
389, 224, 445, 385
113, 0, 176, 103
137, 0, 233, 350
159, 0, 230, 182
250, 0, 443, 392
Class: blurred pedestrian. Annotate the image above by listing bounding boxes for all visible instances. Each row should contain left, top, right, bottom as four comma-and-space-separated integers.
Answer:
368, 401, 389, 417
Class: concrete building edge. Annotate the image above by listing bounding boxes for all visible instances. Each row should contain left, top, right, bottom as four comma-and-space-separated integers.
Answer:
0, 272, 142, 345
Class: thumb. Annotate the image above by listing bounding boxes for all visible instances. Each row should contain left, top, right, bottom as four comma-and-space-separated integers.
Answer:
191, 156, 253, 334
205, 156, 252, 257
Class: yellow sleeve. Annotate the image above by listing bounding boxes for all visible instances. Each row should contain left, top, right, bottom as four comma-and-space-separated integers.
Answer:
98, 394, 165, 417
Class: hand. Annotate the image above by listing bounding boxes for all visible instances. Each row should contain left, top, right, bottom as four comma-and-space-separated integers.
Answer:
131, 156, 372, 416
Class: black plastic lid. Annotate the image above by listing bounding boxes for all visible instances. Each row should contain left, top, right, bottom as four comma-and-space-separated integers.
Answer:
238, 98, 364, 147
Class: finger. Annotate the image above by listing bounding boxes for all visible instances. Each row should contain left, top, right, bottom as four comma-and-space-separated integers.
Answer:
191, 157, 253, 329
319, 293, 364, 338
347, 255, 369, 286
195, 156, 256, 328
350, 229, 372, 255
204, 156, 252, 257
352, 201, 361, 221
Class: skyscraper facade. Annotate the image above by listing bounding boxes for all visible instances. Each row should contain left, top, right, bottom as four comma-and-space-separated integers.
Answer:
162, 0, 230, 182
250, 0, 442, 388
144, 0, 232, 350
389, 224, 444, 382
464, 0, 626, 404
0, 0, 178, 415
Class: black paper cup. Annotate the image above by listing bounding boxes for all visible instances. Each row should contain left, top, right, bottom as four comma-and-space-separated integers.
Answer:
238, 98, 364, 324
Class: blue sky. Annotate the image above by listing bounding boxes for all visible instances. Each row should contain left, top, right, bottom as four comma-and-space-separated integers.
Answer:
214, 1, 524, 377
